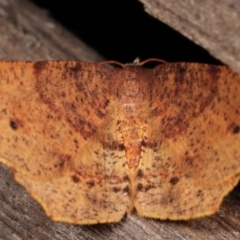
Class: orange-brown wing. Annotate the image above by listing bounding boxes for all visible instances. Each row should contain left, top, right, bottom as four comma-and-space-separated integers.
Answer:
0, 61, 130, 224
133, 63, 240, 219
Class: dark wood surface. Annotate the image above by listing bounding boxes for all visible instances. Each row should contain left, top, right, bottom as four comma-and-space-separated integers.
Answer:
140, 0, 240, 73
0, 0, 240, 239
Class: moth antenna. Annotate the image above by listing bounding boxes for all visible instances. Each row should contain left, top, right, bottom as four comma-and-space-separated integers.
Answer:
97, 60, 125, 68
138, 58, 168, 66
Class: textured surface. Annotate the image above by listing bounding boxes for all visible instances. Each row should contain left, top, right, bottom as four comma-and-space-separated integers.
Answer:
140, 0, 240, 72
0, 60, 240, 224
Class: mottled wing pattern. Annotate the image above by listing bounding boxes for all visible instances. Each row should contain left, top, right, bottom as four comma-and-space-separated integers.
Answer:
134, 63, 240, 219
1, 61, 240, 223
0, 61, 130, 224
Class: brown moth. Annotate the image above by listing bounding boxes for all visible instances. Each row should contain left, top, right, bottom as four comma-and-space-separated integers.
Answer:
0, 59, 240, 224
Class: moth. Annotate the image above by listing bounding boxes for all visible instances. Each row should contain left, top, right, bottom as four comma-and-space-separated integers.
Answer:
0, 59, 240, 224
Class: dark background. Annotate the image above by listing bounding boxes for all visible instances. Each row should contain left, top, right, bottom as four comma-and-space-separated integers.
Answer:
30, 0, 220, 64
